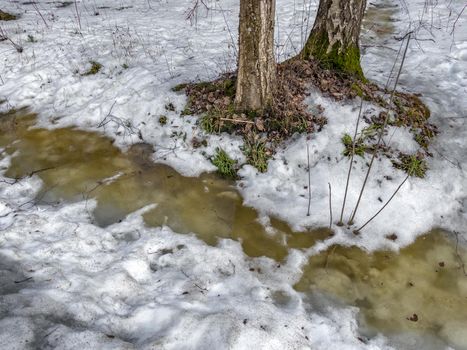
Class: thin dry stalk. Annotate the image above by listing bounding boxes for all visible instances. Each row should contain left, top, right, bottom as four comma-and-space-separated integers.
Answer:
306, 141, 312, 216
328, 182, 332, 229
304, 0, 314, 42
74, 0, 82, 32
185, 0, 209, 26
32, 1, 49, 29
453, 231, 467, 276
348, 34, 411, 225
384, 40, 403, 91
218, 3, 237, 58
338, 99, 363, 225
219, 117, 254, 124
354, 174, 409, 233
0, 26, 23, 52
450, 4, 467, 35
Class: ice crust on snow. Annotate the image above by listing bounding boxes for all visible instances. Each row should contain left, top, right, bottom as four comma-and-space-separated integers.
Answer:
0, 0, 466, 349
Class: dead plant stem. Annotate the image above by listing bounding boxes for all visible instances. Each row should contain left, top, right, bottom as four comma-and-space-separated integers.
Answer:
338, 99, 363, 225
354, 175, 409, 233
306, 142, 311, 216
348, 34, 411, 225
328, 182, 332, 228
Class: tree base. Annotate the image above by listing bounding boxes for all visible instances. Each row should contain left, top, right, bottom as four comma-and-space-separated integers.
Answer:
301, 32, 365, 79
175, 59, 434, 176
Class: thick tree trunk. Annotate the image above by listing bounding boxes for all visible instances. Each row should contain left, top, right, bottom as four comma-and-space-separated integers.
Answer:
301, 0, 366, 77
235, 0, 276, 114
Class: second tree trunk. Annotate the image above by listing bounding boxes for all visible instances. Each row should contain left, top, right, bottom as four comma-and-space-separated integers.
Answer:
301, 0, 366, 77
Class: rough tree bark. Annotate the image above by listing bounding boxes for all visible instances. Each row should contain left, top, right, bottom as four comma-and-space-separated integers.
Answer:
235, 0, 276, 114
301, 0, 367, 77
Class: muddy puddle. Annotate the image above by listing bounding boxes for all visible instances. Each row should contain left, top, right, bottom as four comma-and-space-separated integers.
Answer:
363, 1, 398, 39
295, 231, 467, 349
1, 110, 467, 349
0, 110, 330, 261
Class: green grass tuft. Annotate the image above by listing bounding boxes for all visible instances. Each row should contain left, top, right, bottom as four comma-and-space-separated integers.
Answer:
212, 148, 237, 179
82, 61, 102, 76
242, 138, 270, 173
200, 113, 218, 133
394, 154, 427, 178
341, 133, 366, 157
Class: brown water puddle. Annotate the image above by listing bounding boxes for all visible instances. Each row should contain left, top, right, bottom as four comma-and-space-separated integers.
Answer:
2, 110, 467, 348
0, 110, 329, 261
295, 231, 467, 349
363, 1, 398, 39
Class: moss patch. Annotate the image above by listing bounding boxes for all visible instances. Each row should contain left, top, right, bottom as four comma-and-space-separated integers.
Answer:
301, 32, 364, 79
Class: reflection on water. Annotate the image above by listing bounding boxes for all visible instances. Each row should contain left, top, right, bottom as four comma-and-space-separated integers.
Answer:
363, 1, 397, 39
295, 231, 467, 349
0, 110, 329, 261
2, 110, 467, 349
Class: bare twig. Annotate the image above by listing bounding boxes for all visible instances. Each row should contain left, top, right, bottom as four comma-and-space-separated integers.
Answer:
328, 182, 332, 229
181, 269, 208, 293
18, 184, 58, 210
3, 166, 57, 185
98, 101, 142, 140
74, 0, 82, 32
31, 1, 49, 29
432, 146, 462, 170
0, 26, 23, 53
185, 0, 209, 26
354, 175, 409, 233
453, 231, 467, 276
348, 34, 411, 225
384, 39, 403, 91
306, 142, 311, 216
219, 117, 254, 124
450, 4, 467, 35
14, 277, 33, 284
218, 3, 238, 58
338, 99, 363, 225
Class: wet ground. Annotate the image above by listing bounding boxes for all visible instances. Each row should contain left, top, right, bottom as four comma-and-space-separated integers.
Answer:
0, 110, 330, 262
296, 231, 467, 349
363, 0, 398, 39
1, 110, 466, 349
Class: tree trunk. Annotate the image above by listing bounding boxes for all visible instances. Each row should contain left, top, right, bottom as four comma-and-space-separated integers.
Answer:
235, 0, 276, 114
301, 0, 366, 77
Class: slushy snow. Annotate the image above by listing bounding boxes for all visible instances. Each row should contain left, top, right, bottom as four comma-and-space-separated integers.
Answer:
0, 0, 466, 349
